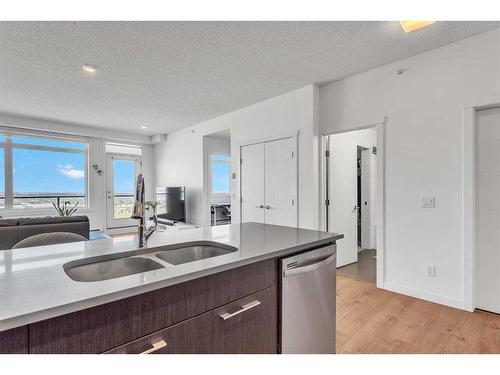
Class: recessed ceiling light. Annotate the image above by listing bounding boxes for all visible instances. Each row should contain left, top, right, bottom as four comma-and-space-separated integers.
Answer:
140, 125, 148, 129
400, 21, 436, 33
82, 64, 97, 74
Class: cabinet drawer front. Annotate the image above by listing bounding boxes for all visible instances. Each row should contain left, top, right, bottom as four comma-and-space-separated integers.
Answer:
0, 326, 29, 354
30, 259, 277, 354
212, 285, 278, 354
105, 286, 278, 354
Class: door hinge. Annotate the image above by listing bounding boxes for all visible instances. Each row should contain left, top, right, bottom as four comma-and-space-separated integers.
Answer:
240, 157, 243, 164
291, 198, 295, 206
325, 199, 330, 206
291, 151, 294, 158
240, 197, 243, 203
325, 150, 330, 158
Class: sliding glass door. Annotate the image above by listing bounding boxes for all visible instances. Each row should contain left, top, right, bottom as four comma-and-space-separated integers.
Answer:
106, 154, 141, 229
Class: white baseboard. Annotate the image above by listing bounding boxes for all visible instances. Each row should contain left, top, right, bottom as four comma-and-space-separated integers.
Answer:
381, 281, 463, 310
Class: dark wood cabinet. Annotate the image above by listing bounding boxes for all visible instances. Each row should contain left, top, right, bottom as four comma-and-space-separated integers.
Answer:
211, 285, 277, 354
105, 286, 278, 354
0, 326, 29, 354
26, 259, 278, 354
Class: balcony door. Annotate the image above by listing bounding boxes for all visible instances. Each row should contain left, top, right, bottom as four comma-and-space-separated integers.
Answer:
106, 154, 141, 229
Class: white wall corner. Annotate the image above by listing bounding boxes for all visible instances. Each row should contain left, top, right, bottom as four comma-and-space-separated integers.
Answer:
151, 134, 166, 144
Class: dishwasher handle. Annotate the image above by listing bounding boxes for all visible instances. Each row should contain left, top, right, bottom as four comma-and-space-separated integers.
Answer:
283, 253, 336, 277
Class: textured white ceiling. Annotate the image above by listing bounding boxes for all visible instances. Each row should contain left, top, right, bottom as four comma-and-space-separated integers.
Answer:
0, 21, 498, 135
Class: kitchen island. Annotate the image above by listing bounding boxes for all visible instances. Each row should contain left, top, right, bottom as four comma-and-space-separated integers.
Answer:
0, 222, 342, 354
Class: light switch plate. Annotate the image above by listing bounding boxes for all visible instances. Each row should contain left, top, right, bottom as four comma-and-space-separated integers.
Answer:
422, 197, 435, 208
426, 265, 436, 277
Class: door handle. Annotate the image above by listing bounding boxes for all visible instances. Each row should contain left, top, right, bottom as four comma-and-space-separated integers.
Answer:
219, 300, 261, 320
283, 253, 336, 277
255, 205, 264, 209
140, 339, 167, 354
265, 205, 272, 210
352, 205, 358, 212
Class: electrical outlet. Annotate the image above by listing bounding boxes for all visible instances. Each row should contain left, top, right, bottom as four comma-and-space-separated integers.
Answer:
426, 265, 436, 277
422, 197, 435, 208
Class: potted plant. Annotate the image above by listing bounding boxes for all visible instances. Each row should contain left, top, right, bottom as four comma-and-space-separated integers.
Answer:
145, 201, 159, 225
53, 201, 79, 216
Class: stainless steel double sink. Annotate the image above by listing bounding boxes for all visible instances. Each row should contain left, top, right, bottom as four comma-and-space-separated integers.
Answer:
64, 241, 238, 282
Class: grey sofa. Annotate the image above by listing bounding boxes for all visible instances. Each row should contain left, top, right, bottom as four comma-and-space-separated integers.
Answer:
0, 215, 90, 250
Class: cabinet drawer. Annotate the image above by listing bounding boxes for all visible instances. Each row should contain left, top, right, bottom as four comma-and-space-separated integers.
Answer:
0, 326, 29, 354
30, 259, 277, 354
105, 285, 278, 354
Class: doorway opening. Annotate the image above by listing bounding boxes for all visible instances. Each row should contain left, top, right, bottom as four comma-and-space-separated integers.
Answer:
325, 127, 378, 284
105, 144, 142, 229
203, 129, 232, 227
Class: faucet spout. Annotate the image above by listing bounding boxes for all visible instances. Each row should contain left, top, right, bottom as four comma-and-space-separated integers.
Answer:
131, 174, 156, 247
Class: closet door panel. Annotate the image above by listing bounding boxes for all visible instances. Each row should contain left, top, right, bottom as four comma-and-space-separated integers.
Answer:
241, 143, 265, 223
264, 137, 297, 227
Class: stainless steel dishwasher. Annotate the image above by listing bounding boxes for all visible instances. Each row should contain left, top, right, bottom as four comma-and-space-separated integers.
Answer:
281, 244, 336, 354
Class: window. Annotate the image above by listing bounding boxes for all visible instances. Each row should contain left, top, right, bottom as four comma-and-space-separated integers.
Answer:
210, 154, 231, 204
105, 142, 141, 156
0, 131, 88, 211
0, 147, 4, 209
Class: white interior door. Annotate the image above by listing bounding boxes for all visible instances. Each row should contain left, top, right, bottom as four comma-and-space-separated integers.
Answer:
106, 154, 141, 229
328, 136, 358, 267
476, 106, 500, 314
264, 137, 297, 226
240, 143, 265, 223
360, 148, 372, 249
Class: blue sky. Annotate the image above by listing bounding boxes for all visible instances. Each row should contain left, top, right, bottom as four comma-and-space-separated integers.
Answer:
12, 149, 85, 193
113, 159, 135, 194
211, 157, 230, 193
0, 139, 133, 194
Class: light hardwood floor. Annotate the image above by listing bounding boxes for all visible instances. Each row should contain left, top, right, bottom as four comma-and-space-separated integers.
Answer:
337, 248, 376, 284
336, 275, 500, 353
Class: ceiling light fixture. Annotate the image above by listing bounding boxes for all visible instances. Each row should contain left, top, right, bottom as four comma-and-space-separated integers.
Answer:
400, 21, 436, 33
82, 64, 97, 74
140, 125, 148, 129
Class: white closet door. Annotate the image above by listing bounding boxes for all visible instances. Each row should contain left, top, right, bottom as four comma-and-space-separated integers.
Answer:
476, 106, 500, 314
240, 143, 265, 223
264, 137, 297, 227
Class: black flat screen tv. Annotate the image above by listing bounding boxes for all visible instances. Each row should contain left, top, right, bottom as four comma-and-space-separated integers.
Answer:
157, 186, 186, 223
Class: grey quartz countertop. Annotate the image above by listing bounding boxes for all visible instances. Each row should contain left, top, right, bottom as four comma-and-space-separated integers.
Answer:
0, 222, 342, 332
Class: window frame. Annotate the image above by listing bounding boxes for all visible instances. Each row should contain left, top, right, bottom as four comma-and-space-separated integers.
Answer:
0, 128, 89, 213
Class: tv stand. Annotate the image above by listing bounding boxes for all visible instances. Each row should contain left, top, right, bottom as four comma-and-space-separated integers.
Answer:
154, 219, 199, 232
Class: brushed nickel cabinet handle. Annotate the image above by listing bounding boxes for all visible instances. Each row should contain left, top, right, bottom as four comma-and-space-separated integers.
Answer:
140, 339, 167, 354
219, 300, 261, 320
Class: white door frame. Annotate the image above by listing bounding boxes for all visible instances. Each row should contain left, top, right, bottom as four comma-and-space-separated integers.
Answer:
462, 95, 500, 312
238, 131, 299, 226
320, 120, 386, 289
106, 153, 142, 229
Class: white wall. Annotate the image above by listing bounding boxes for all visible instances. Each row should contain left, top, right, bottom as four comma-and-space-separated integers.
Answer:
155, 85, 319, 228
320, 28, 500, 309
203, 135, 231, 226
0, 113, 155, 231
